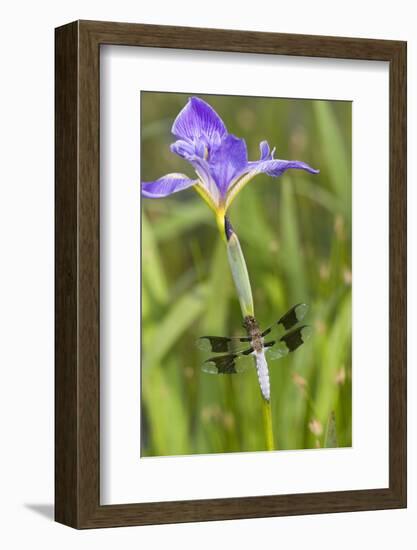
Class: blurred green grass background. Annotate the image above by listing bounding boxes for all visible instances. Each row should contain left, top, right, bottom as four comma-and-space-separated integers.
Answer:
141, 92, 352, 456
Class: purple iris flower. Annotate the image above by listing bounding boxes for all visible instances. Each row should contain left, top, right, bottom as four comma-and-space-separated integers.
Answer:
141, 97, 319, 215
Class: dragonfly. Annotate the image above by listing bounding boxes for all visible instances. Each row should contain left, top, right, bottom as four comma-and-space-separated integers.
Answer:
196, 303, 312, 402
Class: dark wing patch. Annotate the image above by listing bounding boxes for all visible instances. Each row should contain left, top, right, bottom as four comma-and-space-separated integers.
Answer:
263, 340, 276, 349
202, 349, 254, 374
203, 354, 238, 374
197, 335, 250, 353
262, 303, 309, 337
278, 303, 309, 330
266, 326, 312, 360
281, 325, 312, 351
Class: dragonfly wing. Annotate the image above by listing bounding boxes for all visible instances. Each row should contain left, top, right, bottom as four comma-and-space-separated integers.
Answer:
279, 303, 309, 329
197, 335, 250, 353
266, 325, 312, 361
202, 350, 255, 374
266, 341, 291, 360
262, 303, 309, 338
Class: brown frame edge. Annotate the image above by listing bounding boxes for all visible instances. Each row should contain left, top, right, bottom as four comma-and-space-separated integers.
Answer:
55, 20, 407, 529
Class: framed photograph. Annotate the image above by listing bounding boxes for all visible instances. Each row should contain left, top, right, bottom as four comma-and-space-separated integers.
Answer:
55, 20, 406, 528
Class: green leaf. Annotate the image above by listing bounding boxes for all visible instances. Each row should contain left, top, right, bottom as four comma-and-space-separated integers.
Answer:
152, 201, 213, 242
142, 360, 189, 456
314, 292, 351, 424
142, 210, 168, 305
324, 411, 338, 448
279, 177, 307, 301
313, 101, 351, 213
145, 284, 208, 366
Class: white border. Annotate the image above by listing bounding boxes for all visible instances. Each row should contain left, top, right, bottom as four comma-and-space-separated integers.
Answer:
100, 46, 389, 504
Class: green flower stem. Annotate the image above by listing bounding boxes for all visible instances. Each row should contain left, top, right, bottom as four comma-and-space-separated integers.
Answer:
220, 214, 275, 451
262, 399, 274, 451
226, 230, 254, 318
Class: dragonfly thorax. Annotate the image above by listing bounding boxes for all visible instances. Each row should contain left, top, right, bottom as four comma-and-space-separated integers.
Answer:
243, 315, 264, 353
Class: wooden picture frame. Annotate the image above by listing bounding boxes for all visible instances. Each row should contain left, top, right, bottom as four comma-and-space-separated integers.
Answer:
55, 20, 407, 528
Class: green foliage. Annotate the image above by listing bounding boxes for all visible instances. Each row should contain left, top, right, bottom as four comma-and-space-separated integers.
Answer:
141, 92, 352, 456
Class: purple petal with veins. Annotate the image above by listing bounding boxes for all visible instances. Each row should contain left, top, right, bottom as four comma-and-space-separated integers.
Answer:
208, 134, 248, 197
248, 158, 319, 178
171, 97, 227, 143
141, 173, 196, 198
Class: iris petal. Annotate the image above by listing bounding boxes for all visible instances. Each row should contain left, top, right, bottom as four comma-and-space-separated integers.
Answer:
259, 140, 271, 160
170, 140, 196, 159
141, 173, 197, 198
189, 156, 221, 206
208, 135, 248, 196
225, 157, 319, 210
170, 140, 221, 206
171, 97, 227, 143
249, 158, 319, 177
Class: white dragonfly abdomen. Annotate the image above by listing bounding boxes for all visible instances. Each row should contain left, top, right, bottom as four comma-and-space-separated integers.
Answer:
254, 350, 270, 401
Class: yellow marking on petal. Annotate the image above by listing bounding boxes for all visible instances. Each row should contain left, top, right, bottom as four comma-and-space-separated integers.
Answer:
191, 180, 228, 240
192, 181, 217, 213
224, 171, 257, 212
